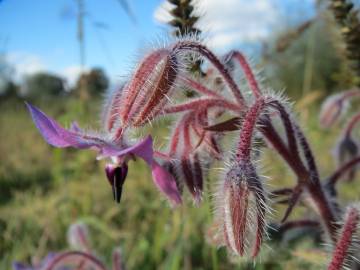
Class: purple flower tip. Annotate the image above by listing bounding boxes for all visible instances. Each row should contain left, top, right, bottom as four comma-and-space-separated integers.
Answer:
26, 102, 79, 148
105, 164, 128, 203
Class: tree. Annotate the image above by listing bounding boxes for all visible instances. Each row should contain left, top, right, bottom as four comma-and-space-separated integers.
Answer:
75, 67, 109, 97
24, 72, 65, 98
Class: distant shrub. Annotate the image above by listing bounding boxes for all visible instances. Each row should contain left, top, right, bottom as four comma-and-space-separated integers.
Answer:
23, 72, 66, 99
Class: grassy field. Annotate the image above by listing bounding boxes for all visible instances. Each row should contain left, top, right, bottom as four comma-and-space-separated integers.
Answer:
0, 95, 358, 269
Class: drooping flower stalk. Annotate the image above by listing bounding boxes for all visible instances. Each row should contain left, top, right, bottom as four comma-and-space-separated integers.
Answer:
327, 156, 360, 187
258, 100, 340, 239
278, 219, 319, 234
172, 41, 245, 106
43, 251, 107, 270
178, 76, 222, 98
164, 98, 241, 114
344, 111, 360, 137
218, 98, 269, 258
224, 50, 262, 98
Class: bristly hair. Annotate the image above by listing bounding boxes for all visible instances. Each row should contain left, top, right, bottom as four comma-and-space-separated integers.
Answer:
328, 204, 360, 270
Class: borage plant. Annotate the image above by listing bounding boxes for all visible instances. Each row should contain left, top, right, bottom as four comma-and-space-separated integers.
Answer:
13, 222, 126, 270
26, 37, 360, 268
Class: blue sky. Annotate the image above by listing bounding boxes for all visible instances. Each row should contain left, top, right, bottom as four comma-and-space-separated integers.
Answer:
0, 0, 318, 86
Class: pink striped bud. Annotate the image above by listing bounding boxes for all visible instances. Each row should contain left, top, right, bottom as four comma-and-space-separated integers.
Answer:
67, 222, 91, 252
218, 161, 267, 258
319, 94, 346, 128
319, 89, 360, 129
104, 49, 179, 138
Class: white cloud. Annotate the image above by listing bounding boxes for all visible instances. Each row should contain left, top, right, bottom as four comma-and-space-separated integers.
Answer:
4, 52, 88, 88
154, 0, 174, 24
6, 52, 46, 81
60, 65, 88, 88
154, 0, 279, 51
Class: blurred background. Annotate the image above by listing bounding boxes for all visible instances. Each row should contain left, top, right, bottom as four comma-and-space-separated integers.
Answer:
1, 0, 360, 269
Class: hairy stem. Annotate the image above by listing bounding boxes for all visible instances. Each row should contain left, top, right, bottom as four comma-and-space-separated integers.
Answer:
328, 207, 359, 270
345, 111, 360, 137
327, 156, 360, 186
225, 51, 261, 98
172, 41, 245, 106
44, 251, 107, 270
164, 98, 240, 114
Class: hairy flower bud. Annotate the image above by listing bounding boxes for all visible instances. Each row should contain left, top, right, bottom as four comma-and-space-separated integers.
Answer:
180, 153, 204, 203
67, 222, 91, 252
319, 89, 360, 129
319, 93, 348, 129
104, 49, 179, 136
334, 136, 359, 181
217, 161, 268, 258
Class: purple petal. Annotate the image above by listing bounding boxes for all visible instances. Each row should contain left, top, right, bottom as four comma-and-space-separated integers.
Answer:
70, 121, 82, 132
151, 161, 182, 205
12, 262, 32, 270
12, 253, 58, 270
100, 135, 154, 165
26, 102, 103, 149
27, 103, 155, 165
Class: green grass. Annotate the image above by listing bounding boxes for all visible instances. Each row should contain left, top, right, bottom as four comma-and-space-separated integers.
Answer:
0, 96, 358, 269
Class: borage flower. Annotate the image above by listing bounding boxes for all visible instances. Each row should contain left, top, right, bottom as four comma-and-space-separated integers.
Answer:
26, 103, 181, 206
13, 253, 58, 270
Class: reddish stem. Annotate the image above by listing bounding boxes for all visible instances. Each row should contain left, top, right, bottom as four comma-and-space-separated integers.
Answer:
270, 101, 300, 159
327, 156, 360, 186
236, 98, 266, 161
278, 219, 319, 233
341, 88, 360, 100
179, 76, 222, 98
164, 98, 240, 114
169, 116, 185, 155
260, 117, 339, 241
172, 41, 245, 106
345, 111, 360, 137
292, 123, 338, 241
44, 251, 107, 270
225, 51, 261, 98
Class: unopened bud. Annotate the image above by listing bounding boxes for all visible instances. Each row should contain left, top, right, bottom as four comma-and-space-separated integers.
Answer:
67, 222, 91, 252
334, 136, 359, 181
218, 161, 267, 258
319, 93, 349, 129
